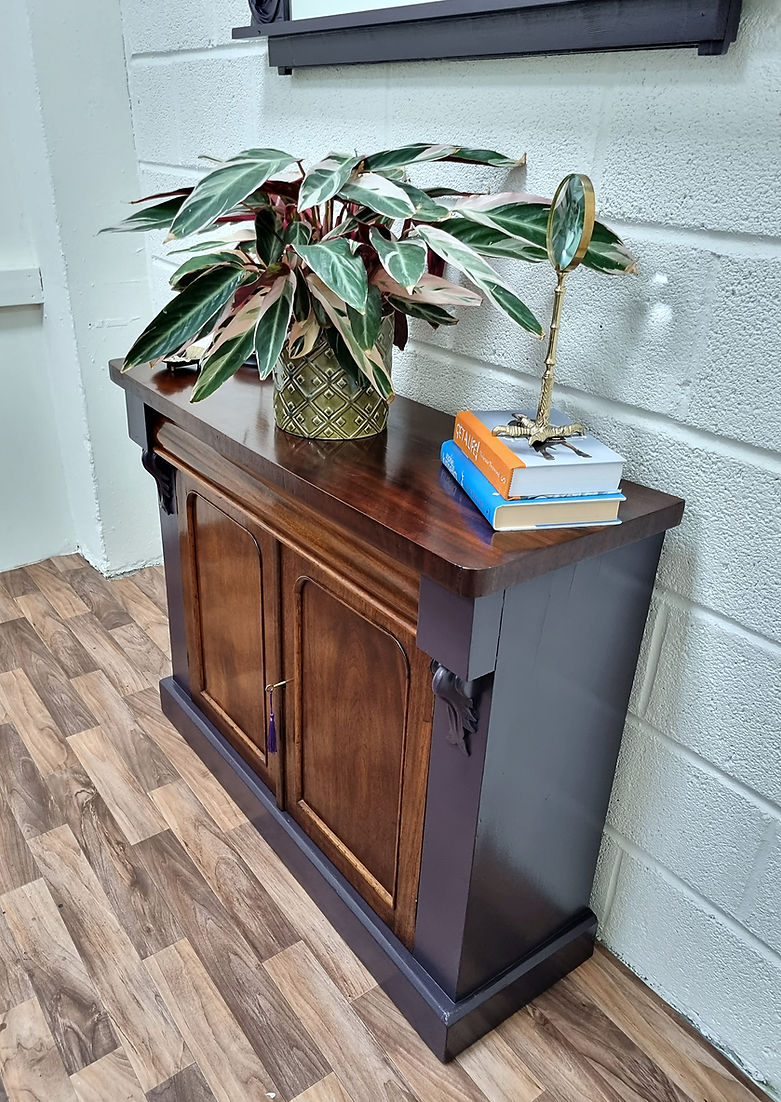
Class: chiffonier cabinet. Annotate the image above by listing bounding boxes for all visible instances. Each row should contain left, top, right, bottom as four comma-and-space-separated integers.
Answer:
112, 360, 683, 1059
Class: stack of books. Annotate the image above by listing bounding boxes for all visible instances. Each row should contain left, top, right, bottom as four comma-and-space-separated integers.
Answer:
442, 409, 625, 532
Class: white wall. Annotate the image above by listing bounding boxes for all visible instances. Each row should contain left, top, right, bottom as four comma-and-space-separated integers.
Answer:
0, 0, 163, 576
0, 40, 75, 572
119, 0, 781, 1092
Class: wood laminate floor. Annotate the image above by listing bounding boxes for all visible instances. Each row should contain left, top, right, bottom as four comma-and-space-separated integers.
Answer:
0, 555, 769, 1102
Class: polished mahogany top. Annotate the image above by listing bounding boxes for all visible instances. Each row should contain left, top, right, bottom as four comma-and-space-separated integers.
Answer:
111, 360, 684, 597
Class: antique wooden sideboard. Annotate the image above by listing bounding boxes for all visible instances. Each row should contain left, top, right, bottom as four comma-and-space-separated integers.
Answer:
111, 359, 684, 1059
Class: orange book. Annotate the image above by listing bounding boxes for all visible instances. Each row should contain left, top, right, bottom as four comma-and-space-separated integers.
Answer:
453, 410, 525, 498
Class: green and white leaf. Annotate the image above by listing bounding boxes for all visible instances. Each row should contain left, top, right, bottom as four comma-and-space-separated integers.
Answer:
455, 194, 636, 273
124, 266, 247, 370
307, 274, 393, 400
372, 268, 482, 306
283, 221, 313, 249
452, 192, 551, 246
364, 143, 460, 172
166, 226, 257, 255
321, 215, 360, 241
447, 148, 525, 168
370, 229, 427, 293
295, 239, 368, 313
414, 224, 543, 336
287, 309, 321, 360
482, 281, 543, 336
225, 146, 295, 164
254, 271, 296, 379
388, 297, 458, 327
170, 150, 298, 238
299, 153, 363, 211
169, 251, 246, 290
444, 218, 547, 262
347, 284, 382, 350
577, 221, 638, 275
255, 207, 284, 265
191, 327, 257, 403
101, 196, 186, 233
392, 181, 452, 223
204, 286, 268, 360
339, 172, 416, 220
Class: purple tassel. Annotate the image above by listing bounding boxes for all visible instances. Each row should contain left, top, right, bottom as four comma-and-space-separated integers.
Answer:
267, 689, 278, 755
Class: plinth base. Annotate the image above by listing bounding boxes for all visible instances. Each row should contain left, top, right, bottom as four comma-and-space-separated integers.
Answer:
160, 675, 597, 1061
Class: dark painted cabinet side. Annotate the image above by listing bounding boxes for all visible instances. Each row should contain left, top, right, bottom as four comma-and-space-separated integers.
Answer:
414, 534, 663, 1005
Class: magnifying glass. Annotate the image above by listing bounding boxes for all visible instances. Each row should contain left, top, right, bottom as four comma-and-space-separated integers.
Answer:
493, 173, 594, 448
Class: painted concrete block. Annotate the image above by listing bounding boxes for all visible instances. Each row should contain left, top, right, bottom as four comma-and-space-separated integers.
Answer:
602, 850, 781, 1092
590, 833, 622, 927
130, 51, 266, 166
598, 6, 781, 236
607, 720, 772, 914
381, 52, 606, 194
688, 253, 781, 451
642, 601, 781, 805
121, 0, 248, 56
744, 826, 781, 956
128, 60, 186, 164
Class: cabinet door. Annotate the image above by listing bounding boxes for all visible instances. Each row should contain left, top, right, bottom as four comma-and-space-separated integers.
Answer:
282, 547, 432, 946
178, 473, 281, 795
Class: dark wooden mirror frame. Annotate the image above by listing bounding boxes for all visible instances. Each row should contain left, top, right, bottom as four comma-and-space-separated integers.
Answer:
234, 0, 743, 74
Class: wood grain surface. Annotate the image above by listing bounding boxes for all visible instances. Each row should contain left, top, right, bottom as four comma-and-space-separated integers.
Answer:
111, 361, 684, 597
1, 878, 118, 1074
0, 555, 766, 1102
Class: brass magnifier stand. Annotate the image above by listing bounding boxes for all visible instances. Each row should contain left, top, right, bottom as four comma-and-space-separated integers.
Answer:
493, 173, 596, 450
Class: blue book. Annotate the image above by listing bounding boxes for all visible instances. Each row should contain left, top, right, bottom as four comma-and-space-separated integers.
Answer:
441, 441, 624, 531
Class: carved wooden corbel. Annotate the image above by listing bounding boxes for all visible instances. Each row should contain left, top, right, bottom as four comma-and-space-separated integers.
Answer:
141, 449, 176, 516
430, 660, 480, 756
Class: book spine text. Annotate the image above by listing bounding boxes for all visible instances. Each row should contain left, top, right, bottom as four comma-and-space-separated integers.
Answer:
453, 410, 523, 498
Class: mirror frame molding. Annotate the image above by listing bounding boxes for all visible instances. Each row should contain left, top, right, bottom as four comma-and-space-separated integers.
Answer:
234, 0, 743, 74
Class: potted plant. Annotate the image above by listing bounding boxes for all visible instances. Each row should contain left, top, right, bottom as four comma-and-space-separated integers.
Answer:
105, 143, 635, 440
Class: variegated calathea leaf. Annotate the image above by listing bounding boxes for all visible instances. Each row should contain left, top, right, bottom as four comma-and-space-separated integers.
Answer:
124, 266, 249, 371
363, 143, 523, 173
347, 284, 382, 350
364, 143, 460, 172
393, 181, 452, 223
369, 229, 427, 293
169, 251, 246, 290
338, 172, 416, 220
287, 309, 321, 360
294, 238, 369, 313
201, 285, 269, 362
167, 226, 258, 255
307, 274, 393, 400
101, 195, 188, 233
283, 221, 313, 249
454, 193, 636, 274
254, 271, 296, 379
446, 148, 525, 168
170, 149, 297, 239
255, 207, 284, 265
414, 224, 544, 337
372, 268, 482, 307
388, 297, 458, 327
299, 153, 363, 211
444, 218, 547, 262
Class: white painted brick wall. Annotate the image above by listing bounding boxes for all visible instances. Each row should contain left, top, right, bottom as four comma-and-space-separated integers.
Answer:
117, 0, 781, 1092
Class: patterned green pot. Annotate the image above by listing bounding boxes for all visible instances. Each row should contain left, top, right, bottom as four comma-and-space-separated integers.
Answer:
273, 318, 392, 440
